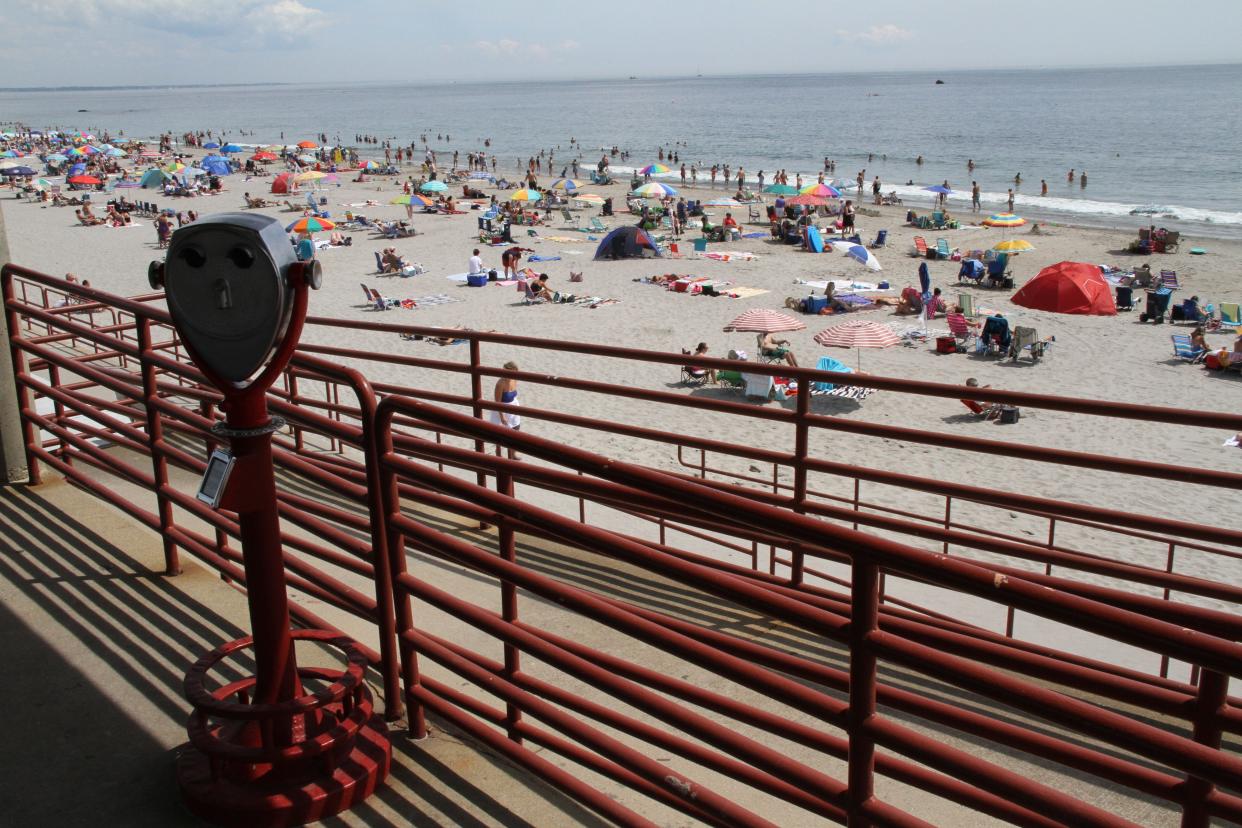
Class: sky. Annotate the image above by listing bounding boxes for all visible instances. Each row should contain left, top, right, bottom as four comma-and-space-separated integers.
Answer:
1, 0, 1239, 88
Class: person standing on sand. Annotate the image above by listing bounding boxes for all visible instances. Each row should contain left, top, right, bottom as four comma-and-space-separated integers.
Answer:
971, 181, 980, 212
491, 361, 522, 458
757, 170, 765, 191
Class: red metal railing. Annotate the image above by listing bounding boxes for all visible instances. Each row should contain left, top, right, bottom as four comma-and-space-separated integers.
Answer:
5, 264, 1242, 826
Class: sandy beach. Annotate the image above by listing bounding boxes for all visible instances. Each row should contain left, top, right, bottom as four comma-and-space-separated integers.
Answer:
4, 148, 1241, 669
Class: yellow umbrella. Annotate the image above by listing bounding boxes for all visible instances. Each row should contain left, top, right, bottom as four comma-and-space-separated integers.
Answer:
992, 239, 1035, 254
294, 170, 328, 182
572, 193, 605, 204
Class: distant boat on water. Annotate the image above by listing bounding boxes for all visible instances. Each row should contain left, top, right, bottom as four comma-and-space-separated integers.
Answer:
935, 79, 945, 85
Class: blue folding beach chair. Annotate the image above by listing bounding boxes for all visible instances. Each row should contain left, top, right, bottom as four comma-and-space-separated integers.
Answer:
958, 258, 985, 284
869, 229, 888, 249
1171, 334, 1204, 362
986, 254, 1011, 286
936, 238, 951, 259
976, 315, 1011, 356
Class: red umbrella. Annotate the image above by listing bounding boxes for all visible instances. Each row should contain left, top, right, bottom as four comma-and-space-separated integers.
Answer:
250, 151, 278, 161
1011, 261, 1116, 316
68, 175, 102, 185
786, 194, 828, 207
723, 309, 806, 333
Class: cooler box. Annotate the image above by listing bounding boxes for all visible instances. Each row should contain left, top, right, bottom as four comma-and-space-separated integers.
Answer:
466, 274, 488, 287
936, 336, 958, 354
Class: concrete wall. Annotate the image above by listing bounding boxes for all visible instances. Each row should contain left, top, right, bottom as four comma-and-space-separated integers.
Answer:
0, 204, 29, 482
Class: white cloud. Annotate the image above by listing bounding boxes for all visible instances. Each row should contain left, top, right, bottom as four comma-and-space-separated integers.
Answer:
836, 24, 914, 44
20, 0, 326, 45
468, 38, 575, 60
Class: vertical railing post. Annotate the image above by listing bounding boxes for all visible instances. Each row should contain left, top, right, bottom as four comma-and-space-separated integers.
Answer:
48, 362, 69, 465
137, 318, 180, 575
287, 371, 304, 451
497, 464, 522, 744
3, 266, 41, 484
376, 410, 422, 738
847, 559, 881, 827
1160, 542, 1176, 679
789, 385, 811, 585
852, 478, 861, 530
941, 496, 952, 555
468, 338, 488, 490
1180, 669, 1229, 828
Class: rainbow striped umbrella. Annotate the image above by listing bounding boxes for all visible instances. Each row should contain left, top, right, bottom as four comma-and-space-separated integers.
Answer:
638, 163, 670, 175
509, 188, 544, 202
724, 309, 806, 333
786, 194, 827, 207
358, 160, 380, 170
391, 194, 434, 207
631, 182, 678, 198
800, 182, 842, 198
983, 213, 1026, 228
286, 216, 335, 233
549, 178, 585, 191
164, 162, 186, 173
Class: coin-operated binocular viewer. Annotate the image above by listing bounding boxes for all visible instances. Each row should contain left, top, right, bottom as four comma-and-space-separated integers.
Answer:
150, 214, 389, 826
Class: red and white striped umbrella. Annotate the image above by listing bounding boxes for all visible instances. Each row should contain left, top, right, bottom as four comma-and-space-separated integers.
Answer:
814, 320, 900, 369
813, 320, 900, 349
723, 309, 806, 333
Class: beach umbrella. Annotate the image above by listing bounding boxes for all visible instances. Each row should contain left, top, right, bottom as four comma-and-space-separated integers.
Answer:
390, 194, 434, 207
0, 159, 23, 169
764, 184, 798, 195
983, 213, 1025, 228
0, 150, 18, 157
420, 180, 448, 193
631, 181, 678, 198
68, 175, 101, 185
572, 193, 605, 205
1012, 262, 1115, 316
357, 160, 380, 170
992, 239, 1035, 254
286, 216, 335, 234
509, 188, 544, 202
923, 185, 953, 196
786, 194, 827, 207
294, 170, 328, 182
68, 162, 87, 176
638, 163, 670, 175
296, 154, 317, 165
139, 150, 163, 158
104, 147, 126, 157
814, 319, 900, 369
184, 166, 209, 177
831, 242, 883, 272
202, 141, 220, 149
164, 161, 186, 173
800, 182, 842, 198
297, 140, 318, 149
31, 178, 53, 191
45, 153, 67, 163
704, 198, 742, 207
221, 143, 243, 153
549, 177, 585, 192
1, 166, 36, 177
250, 151, 278, 161
723, 309, 806, 333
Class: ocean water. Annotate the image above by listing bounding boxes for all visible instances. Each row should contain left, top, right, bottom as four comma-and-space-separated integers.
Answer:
3, 64, 1241, 237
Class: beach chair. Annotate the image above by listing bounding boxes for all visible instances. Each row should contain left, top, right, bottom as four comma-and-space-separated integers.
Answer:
946, 312, 976, 346
869, 229, 888, 249
589, 217, 607, 232
518, 279, 546, 304
1160, 231, 1180, 253
811, 355, 852, 392
1115, 285, 1134, 311
957, 258, 985, 285
986, 254, 1011, 286
960, 398, 1003, 420
361, 284, 395, 310
560, 208, 575, 225
976, 315, 1011, 356
911, 236, 928, 258
957, 293, 977, 318
373, 251, 385, 274
1219, 303, 1241, 327
1171, 334, 1204, 362
748, 203, 762, 223
1159, 270, 1180, 290
1009, 326, 1048, 362
935, 238, 951, 260
1140, 288, 1173, 323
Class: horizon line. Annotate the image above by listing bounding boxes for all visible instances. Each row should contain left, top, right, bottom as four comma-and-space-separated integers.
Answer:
1, 60, 1238, 93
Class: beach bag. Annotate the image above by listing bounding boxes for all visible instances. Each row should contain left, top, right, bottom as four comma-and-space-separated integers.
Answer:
488, 268, 498, 281
805, 296, 828, 315
999, 406, 1021, 424
936, 336, 958, 354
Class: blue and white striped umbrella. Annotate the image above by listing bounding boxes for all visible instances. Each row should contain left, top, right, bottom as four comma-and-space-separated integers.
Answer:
831, 242, 883, 272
